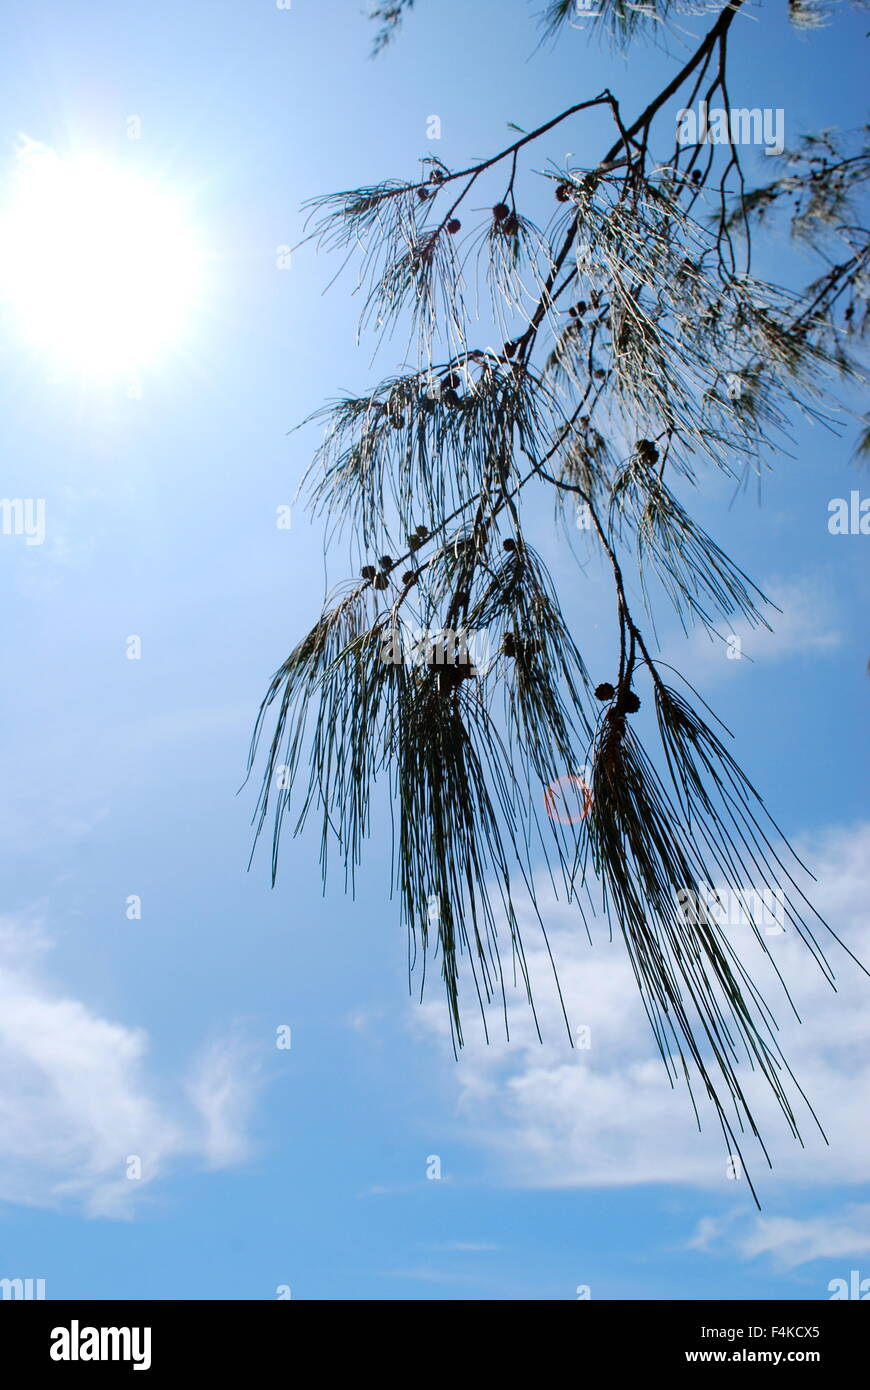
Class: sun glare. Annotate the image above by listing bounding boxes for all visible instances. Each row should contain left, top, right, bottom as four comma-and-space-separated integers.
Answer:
0, 139, 203, 377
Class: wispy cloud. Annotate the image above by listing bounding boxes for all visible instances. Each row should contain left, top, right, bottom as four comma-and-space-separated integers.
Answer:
661, 575, 842, 681
0, 701, 249, 855
687, 1205, 870, 1270
427, 1241, 501, 1253
0, 915, 262, 1216
382, 1266, 485, 1285
413, 823, 870, 1200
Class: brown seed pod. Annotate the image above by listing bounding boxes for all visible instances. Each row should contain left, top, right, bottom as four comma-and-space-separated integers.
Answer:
623, 690, 641, 714
492, 202, 509, 221
378, 556, 394, 571
555, 184, 570, 202
401, 570, 417, 586
503, 538, 516, 551
361, 565, 376, 580
372, 571, 389, 591
594, 682, 615, 701
446, 218, 461, 234
434, 661, 477, 694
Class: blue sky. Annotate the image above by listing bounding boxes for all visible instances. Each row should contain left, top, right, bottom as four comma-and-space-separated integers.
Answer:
0, 0, 867, 1300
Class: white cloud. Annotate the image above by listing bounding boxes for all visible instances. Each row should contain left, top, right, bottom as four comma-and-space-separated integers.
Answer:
186, 1034, 260, 1169
739, 1207, 870, 1267
414, 822, 870, 1203
0, 916, 261, 1216
662, 575, 842, 680
687, 1205, 870, 1270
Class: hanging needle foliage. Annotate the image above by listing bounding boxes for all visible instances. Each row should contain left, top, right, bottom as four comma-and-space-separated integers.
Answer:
247, 0, 869, 1202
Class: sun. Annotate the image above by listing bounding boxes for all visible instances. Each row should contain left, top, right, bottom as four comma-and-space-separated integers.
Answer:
0, 139, 203, 377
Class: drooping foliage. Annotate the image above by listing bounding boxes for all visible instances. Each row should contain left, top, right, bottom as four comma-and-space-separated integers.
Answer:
248, 0, 868, 1200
